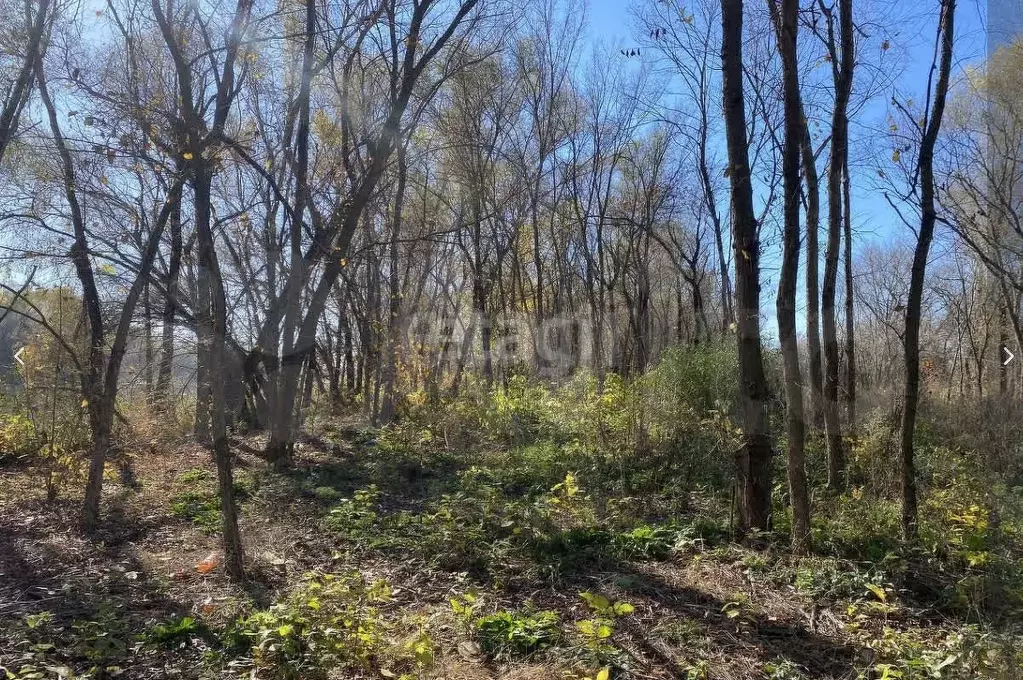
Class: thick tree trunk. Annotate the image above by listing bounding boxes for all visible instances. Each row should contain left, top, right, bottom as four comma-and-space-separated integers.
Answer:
81, 409, 111, 532
721, 0, 774, 536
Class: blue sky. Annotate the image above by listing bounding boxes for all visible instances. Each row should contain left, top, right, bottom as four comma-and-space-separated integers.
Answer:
580, 0, 997, 336
583, 0, 991, 243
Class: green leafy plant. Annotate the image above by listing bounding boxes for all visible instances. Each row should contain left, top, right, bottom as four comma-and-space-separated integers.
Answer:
575, 592, 634, 661
324, 484, 380, 537
449, 592, 481, 633
474, 608, 561, 659
70, 606, 130, 665
142, 615, 207, 648
228, 571, 393, 679
170, 490, 222, 533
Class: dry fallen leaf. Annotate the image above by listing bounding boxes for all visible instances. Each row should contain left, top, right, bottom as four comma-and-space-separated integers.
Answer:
457, 640, 482, 660
196, 551, 220, 574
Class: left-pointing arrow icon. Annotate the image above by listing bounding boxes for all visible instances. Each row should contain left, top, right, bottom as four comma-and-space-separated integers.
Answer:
1004, 347, 1015, 366
13, 347, 24, 366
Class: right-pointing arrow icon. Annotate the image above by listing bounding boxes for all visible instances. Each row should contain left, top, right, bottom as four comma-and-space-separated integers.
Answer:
1004, 347, 1015, 366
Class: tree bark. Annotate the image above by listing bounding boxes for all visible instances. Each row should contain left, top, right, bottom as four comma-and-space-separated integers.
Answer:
380, 149, 409, 424
721, 0, 775, 536
770, 0, 811, 554
0, 0, 50, 164
801, 118, 825, 430
194, 163, 245, 580
823, 0, 854, 490
157, 181, 183, 407
901, 0, 955, 540
843, 154, 857, 433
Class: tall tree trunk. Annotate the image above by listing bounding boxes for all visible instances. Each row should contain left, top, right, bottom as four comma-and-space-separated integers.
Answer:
195, 266, 212, 443
699, 121, 733, 331
343, 312, 356, 395
801, 120, 825, 430
823, 0, 854, 490
38, 57, 107, 533
380, 150, 409, 424
157, 181, 183, 407
999, 303, 1008, 394
901, 0, 955, 540
194, 163, 244, 579
143, 281, 155, 402
770, 0, 811, 554
266, 0, 316, 465
843, 155, 857, 433
721, 0, 774, 536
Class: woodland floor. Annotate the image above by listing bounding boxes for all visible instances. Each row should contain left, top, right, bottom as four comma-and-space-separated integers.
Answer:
0, 425, 1018, 680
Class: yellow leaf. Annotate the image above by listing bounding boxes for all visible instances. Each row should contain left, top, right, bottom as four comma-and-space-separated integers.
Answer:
183, 152, 194, 160
866, 583, 887, 601
596, 669, 610, 680
892, 149, 901, 163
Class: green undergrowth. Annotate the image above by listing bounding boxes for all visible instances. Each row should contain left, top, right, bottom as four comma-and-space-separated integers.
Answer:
5, 345, 1023, 679
169, 467, 255, 534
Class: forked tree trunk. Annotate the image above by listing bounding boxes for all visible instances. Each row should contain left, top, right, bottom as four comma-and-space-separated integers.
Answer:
38, 54, 178, 533
265, 0, 316, 464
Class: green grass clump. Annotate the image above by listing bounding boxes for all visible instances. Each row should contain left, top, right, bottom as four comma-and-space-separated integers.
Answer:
170, 490, 222, 533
